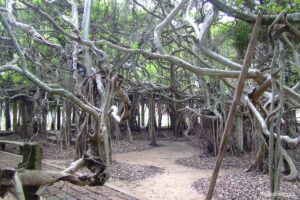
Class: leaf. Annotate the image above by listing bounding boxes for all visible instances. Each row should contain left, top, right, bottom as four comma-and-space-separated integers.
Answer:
236, 0, 244, 6
33, 0, 42, 4
258, 5, 266, 10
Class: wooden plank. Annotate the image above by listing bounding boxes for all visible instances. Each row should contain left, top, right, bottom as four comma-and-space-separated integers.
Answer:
0, 140, 26, 147
0, 151, 22, 168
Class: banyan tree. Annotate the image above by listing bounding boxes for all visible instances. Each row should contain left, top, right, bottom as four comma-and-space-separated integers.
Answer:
0, 0, 300, 199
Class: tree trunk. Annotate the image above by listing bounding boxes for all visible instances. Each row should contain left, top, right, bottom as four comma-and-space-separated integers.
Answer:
20, 101, 27, 137
26, 101, 34, 136
126, 120, 133, 142
149, 93, 157, 146
63, 100, 72, 148
4, 100, 11, 131
0, 101, 2, 130
173, 108, 185, 137
157, 99, 162, 136
141, 102, 145, 127
20, 100, 34, 137
235, 112, 244, 152
50, 107, 56, 130
82, 0, 93, 74
56, 105, 61, 130
284, 109, 297, 137
41, 106, 47, 135
245, 118, 267, 172
112, 117, 121, 140
12, 100, 18, 131
128, 93, 140, 131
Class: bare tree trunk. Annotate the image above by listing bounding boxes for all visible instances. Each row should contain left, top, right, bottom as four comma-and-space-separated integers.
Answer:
149, 93, 157, 146
245, 117, 267, 172
63, 100, 72, 148
126, 120, 133, 142
56, 105, 61, 130
113, 117, 121, 140
82, 0, 93, 74
141, 102, 145, 127
284, 110, 297, 137
4, 100, 11, 131
26, 101, 34, 136
137, 104, 141, 129
20, 101, 26, 137
50, 107, 56, 130
157, 98, 162, 136
41, 105, 47, 135
20, 100, 34, 137
128, 93, 139, 131
0, 101, 2, 130
12, 100, 17, 131
235, 112, 244, 152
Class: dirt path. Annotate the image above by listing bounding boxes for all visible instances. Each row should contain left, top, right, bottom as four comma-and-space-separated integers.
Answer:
109, 141, 237, 200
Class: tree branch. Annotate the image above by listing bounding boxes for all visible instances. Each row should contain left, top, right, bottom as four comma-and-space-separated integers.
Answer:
96, 40, 262, 79
209, 0, 300, 25
186, 2, 242, 70
154, 0, 189, 54
21, 0, 107, 61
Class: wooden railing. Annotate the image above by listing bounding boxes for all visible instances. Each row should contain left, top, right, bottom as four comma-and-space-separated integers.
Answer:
0, 140, 42, 200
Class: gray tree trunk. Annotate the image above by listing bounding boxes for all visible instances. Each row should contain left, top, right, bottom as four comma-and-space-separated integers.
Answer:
149, 93, 157, 146
4, 100, 11, 131
12, 100, 18, 131
235, 112, 244, 152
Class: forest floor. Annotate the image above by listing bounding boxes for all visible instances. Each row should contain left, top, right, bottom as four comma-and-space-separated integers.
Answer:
109, 139, 240, 200
109, 138, 300, 200
2, 132, 300, 199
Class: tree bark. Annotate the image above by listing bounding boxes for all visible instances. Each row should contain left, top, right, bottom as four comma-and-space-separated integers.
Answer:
157, 99, 162, 136
4, 100, 11, 131
56, 104, 61, 130
149, 93, 157, 146
50, 107, 56, 130
12, 100, 18, 131
126, 120, 133, 142
141, 102, 145, 127
235, 112, 244, 152
41, 102, 47, 135
208, 0, 300, 25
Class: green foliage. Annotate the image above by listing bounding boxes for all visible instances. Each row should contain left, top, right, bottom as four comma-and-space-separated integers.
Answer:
32, 0, 42, 5
211, 18, 270, 60
232, 21, 252, 57
211, 22, 239, 60
262, 0, 300, 13
0, 71, 29, 88
146, 63, 157, 78
233, 0, 300, 13
236, 0, 245, 6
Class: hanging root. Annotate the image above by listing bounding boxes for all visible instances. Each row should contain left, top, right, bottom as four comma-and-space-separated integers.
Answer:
109, 74, 131, 125
246, 95, 300, 181
245, 134, 267, 173
281, 148, 299, 181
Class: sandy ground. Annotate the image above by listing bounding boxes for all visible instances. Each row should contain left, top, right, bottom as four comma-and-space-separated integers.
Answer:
109, 141, 238, 200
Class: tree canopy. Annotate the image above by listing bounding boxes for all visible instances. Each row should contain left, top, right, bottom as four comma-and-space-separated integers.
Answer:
1, 0, 300, 199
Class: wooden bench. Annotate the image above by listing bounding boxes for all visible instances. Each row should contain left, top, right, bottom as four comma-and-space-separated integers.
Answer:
0, 140, 42, 200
